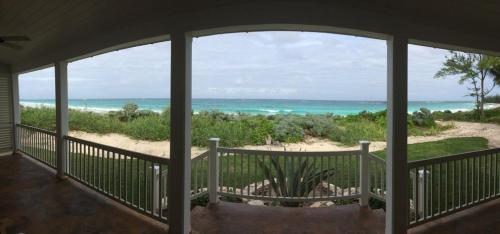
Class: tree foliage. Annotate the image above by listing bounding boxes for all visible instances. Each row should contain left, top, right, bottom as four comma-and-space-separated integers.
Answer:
411, 108, 435, 127
435, 52, 500, 120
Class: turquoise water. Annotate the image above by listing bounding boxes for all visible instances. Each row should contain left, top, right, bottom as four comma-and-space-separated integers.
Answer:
19, 98, 491, 115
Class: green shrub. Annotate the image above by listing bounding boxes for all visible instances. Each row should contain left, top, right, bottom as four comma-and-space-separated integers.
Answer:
433, 107, 500, 123
244, 116, 274, 144
21, 107, 56, 130
273, 117, 304, 143
303, 115, 335, 137
69, 110, 123, 134
122, 102, 139, 120
191, 112, 256, 147
411, 108, 436, 127
328, 120, 385, 145
21, 104, 457, 147
109, 103, 160, 122
484, 95, 500, 103
486, 116, 500, 124
125, 116, 169, 141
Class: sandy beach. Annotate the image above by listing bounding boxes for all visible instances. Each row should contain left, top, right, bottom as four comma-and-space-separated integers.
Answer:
68, 121, 500, 158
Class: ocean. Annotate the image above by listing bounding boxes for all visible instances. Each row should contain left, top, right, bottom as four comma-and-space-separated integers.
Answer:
19, 98, 497, 115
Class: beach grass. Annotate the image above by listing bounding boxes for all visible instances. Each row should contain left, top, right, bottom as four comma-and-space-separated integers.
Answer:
432, 106, 500, 124
21, 106, 454, 147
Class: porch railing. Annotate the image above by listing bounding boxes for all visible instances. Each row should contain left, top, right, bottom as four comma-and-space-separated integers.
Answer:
191, 151, 209, 199
369, 153, 387, 201
13, 124, 500, 229
408, 148, 500, 227
206, 139, 386, 205
14, 124, 221, 224
64, 136, 170, 223
16, 124, 57, 168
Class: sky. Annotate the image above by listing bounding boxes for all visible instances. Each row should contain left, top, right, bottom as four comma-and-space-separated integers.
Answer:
19, 31, 500, 101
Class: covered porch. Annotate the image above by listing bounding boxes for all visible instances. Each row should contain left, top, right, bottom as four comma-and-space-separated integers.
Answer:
3, 153, 500, 233
1, 1, 500, 234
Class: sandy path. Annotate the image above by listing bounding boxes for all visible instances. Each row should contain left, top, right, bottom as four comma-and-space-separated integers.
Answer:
69, 121, 500, 158
68, 132, 208, 158
407, 121, 500, 147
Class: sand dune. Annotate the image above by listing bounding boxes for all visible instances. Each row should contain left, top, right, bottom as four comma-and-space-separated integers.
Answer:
69, 121, 500, 158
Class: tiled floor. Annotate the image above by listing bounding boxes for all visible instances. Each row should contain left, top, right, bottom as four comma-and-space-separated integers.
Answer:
0, 154, 166, 234
409, 198, 500, 234
191, 201, 386, 234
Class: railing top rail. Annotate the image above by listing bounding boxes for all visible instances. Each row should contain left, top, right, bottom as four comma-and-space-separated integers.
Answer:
368, 153, 385, 163
217, 147, 361, 157
64, 135, 169, 165
16, 124, 56, 136
192, 151, 209, 162
408, 148, 500, 168
218, 192, 362, 202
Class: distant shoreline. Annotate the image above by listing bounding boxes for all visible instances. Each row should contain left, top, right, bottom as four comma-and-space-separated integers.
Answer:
20, 99, 500, 116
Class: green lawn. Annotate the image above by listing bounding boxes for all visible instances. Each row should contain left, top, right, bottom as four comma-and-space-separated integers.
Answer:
372, 137, 494, 221
372, 137, 489, 161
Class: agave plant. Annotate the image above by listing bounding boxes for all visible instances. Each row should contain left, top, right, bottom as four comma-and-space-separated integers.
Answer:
257, 156, 335, 207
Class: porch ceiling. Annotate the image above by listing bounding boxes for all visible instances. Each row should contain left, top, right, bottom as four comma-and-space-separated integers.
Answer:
1, 0, 500, 72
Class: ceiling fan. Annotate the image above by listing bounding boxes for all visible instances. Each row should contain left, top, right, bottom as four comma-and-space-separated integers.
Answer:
0, 36, 30, 50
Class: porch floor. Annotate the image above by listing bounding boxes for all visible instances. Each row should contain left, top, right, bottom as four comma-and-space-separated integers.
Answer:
191, 202, 386, 234
0, 154, 166, 234
408, 198, 500, 234
3, 153, 500, 234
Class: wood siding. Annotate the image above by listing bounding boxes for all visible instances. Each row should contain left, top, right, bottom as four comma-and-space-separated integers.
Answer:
0, 68, 13, 154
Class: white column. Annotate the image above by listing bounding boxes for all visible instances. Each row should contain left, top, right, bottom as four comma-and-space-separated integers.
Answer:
208, 138, 220, 204
359, 141, 370, 206
55, 61, 69, 178
386, 35, 409, 234
11, 73, 20, 151
167, 32, 192, 234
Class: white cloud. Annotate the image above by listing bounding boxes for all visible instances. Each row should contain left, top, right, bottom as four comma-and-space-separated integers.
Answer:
19, 32, 500, 101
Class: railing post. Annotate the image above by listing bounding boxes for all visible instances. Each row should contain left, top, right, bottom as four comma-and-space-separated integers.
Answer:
360, 141, 370, 206
417, 169, 426, 218
153, 165, 160, 213
55, 61, 69, 179
208, 138, 220, 204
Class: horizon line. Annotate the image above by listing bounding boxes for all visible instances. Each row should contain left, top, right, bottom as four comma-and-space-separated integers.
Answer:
20, 97, 474, 102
